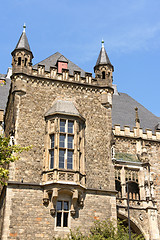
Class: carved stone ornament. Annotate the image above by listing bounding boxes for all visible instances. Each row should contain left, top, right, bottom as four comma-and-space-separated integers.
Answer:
50, 208, 56, 216
70, 209, 76, 216
78, 193, 84, 207
43, 198, 49, 206
139, 213, 143, 221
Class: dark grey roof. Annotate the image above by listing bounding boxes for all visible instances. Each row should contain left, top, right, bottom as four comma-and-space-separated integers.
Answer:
112, 92, 160, 132
12, 30, 32, 54
45, 100, 82, 118
57, 55, 68, 63
95, 44, 112, 67
0, 77, 11, 110
33, 52, 86, 77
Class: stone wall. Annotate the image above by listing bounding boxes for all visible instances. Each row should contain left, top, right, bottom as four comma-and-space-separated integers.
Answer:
1, 184, 116, 240
9, 76, 114, 191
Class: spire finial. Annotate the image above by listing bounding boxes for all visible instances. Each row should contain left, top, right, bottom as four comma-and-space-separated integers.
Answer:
135, 107, 140, 131
101, 39, 104, 48
135, 107, 140, 123
23, 23, 26, 33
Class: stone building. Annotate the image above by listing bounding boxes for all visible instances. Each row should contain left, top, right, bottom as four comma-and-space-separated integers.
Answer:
0, 25, 160, 239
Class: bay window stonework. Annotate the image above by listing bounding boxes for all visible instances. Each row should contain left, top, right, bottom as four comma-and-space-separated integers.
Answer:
43, 100, 86, 187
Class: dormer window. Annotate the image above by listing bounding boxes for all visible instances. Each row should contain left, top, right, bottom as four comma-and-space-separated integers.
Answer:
57, 55, 68, 73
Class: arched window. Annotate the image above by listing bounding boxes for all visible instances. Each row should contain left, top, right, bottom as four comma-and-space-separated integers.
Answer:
102, 71, 105, 79
18, 57, 21, 66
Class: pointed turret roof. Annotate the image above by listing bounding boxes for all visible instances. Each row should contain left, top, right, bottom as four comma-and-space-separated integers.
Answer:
12, 24, 33, 56
95, 40, 113, 67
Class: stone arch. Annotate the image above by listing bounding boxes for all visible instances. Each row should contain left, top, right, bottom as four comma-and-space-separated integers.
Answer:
117, 211, 147, 239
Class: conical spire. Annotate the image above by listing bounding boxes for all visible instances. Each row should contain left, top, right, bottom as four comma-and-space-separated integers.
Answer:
12, 24, 33, 55
95, 40, 112, 67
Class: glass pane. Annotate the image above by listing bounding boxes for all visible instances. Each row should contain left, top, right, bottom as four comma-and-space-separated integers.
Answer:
50, 150, 54, 169
59, 150, 65, 168
57, 201, 62, 210
67, 151, 73, 169
63, 212, 68, 227
60, 135, 66, 148
64, 201, 69, 211
68, 135, 73, 149
68, 121, 74, 133
50, 135, 54, 148
60, 120, 66, 132
57, 212, 62, 227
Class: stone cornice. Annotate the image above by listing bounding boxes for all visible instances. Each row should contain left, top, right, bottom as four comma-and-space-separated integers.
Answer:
7, 181, 117, 196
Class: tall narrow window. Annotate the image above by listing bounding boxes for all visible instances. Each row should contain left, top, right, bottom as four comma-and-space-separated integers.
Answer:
56, 200, 69, 227
50, 134, 54, 169
59, 119, 74, 170
24, 58, 27, 66
102, 71, 105, 79
18, 57, 21, 66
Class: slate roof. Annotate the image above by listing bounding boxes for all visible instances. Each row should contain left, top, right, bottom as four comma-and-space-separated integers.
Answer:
14, 31, 31, 52
112, 92, 160, 132
57, 55, 68, 63
0, 77, 11, 111
95, 43, 113, 67
45, 100, 82, 118
33, 52, 86, 77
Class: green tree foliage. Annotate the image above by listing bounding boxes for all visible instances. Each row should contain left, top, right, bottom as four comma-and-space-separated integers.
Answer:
0, 135, 31, 185
60, 219, 144, 240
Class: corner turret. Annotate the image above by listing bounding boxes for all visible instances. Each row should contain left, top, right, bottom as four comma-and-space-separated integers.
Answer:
94, 40, 114, 86
11, 24, 34, 74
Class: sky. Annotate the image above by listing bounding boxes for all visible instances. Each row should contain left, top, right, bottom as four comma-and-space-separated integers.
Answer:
0, 0, 160, 117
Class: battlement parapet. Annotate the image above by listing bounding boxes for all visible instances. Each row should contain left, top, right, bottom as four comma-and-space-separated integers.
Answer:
113, 125, 160, 141
21, 65, 100, 86
12, 64, 113, 87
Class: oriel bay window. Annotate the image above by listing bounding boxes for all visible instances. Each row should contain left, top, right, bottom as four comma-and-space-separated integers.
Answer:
45, 100, 85, 185
48, 119, 77, 170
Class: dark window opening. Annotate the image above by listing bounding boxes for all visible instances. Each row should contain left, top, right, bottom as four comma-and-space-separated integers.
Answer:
24, 58, 27, 66
18, 57, 21, 66
115, 180, 122, 198
102, 71, 105, 79
126, 181, 140, 200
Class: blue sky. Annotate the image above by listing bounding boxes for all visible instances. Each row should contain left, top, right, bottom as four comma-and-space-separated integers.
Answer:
0, 0, 160, 116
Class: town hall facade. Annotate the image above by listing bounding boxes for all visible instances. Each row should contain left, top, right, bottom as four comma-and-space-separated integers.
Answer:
0, 26, 160, 239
